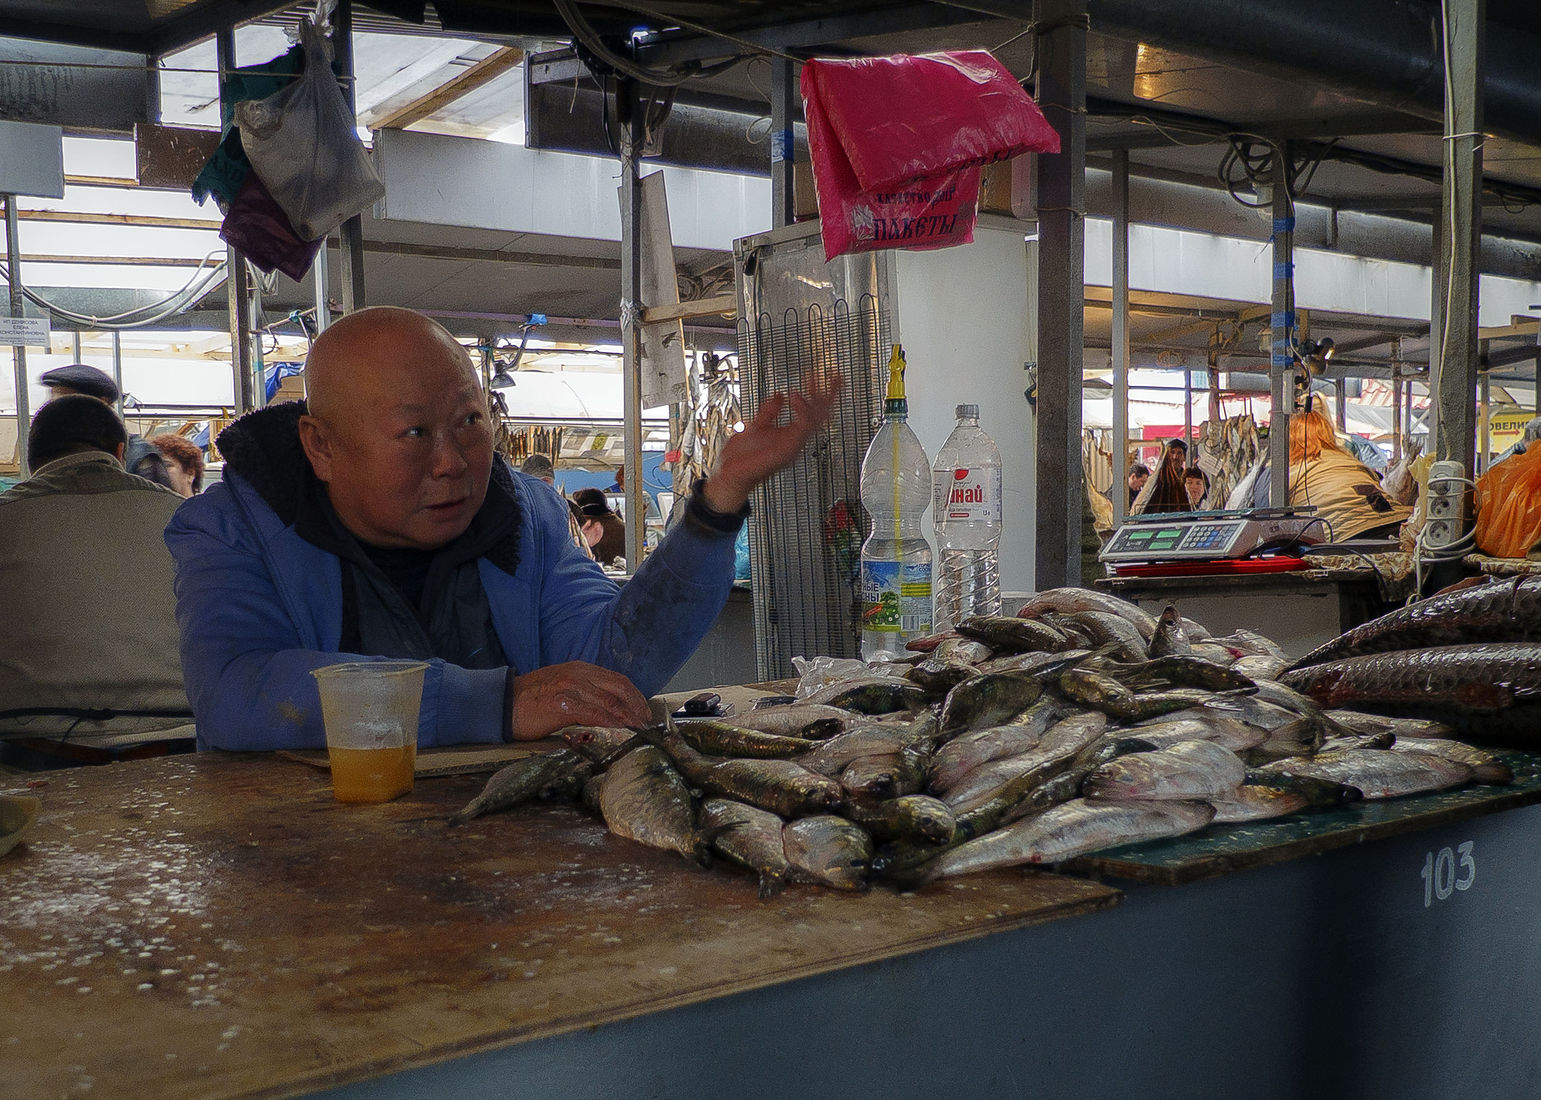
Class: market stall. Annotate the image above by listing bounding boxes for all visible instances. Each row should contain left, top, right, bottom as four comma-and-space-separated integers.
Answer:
5, 746, 1540, 1099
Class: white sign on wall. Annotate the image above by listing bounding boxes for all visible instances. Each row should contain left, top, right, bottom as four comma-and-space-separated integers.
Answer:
0, 316, 49, 346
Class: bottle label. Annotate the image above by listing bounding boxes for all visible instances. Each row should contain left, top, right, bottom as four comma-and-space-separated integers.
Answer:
861, 560, 932, 635
934, 466, 1002, 524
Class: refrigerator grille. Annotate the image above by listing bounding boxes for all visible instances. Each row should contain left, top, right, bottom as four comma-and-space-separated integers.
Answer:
738, 296, 890, 680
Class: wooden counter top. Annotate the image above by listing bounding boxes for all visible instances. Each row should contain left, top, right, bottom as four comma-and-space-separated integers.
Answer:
0, 755, 1117, 1100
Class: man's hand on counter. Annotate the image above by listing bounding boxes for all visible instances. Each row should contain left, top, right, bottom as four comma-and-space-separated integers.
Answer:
507, 662, 653, 741
701, 370, 843, 515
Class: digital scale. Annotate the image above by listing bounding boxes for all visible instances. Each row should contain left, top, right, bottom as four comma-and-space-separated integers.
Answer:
1100, 508, 1326, 571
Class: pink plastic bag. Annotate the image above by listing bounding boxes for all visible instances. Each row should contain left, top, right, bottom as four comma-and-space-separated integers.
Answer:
801, 50, 1060, 261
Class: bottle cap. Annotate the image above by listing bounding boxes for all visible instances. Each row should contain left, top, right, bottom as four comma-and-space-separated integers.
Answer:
956, 404, 979, 419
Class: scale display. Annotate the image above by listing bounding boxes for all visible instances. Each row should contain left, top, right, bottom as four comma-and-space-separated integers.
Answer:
1099, 509, 1324, 565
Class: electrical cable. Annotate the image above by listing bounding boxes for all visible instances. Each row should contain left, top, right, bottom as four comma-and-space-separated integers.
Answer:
0, 249, 228, 328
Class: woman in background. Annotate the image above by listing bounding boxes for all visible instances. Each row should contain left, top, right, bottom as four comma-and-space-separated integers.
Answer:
1131, 438, 1191, 514
149, 433, 204, 498
1288, 408, 1410, 541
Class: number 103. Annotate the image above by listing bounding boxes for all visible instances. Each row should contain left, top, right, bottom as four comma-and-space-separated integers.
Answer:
1420, 842, 1476, 907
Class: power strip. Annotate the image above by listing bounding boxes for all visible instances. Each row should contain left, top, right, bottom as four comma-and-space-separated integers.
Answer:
1424, 460, 1469, 550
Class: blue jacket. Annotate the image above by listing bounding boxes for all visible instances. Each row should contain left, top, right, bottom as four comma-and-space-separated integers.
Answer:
164, 409, 738, 752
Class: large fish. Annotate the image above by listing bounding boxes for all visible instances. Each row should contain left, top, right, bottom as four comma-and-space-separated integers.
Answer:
1016, 588, 1160, 640
1256, 748, 1473, 799
806, 678, 931, 715
1126, 712, 1266, 753
1288, 577, 1541, 670
914, 798, 1215, 883
1280, 644, 1541, 736
699, 798, 790, 898
1082, 739, 1247, 801
675, 721, 818, 759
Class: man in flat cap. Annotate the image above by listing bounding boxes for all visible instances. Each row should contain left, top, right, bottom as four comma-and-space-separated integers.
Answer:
165, 306, 839, 752
39, 363, 175, 490
0, 395, 192, 765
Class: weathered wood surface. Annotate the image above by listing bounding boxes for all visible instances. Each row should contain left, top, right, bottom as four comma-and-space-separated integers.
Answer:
1072, 749, 1541, 885
0, 755, 1118, 1100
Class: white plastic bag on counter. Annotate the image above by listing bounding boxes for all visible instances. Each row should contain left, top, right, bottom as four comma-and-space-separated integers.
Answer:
792, 653, 910, 698
235, 17, 384, 242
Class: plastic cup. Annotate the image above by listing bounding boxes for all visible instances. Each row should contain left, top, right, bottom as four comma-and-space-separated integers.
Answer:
310, 660, 428, 803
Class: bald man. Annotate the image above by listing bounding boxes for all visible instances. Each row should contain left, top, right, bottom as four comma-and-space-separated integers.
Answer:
166, 307, 838, 751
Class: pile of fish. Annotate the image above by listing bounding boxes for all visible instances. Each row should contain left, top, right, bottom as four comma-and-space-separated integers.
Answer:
450, 587, 1515, 894
1282, 574, 1541, 739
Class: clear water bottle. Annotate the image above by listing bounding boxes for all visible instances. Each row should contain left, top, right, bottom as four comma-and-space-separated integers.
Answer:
932, 403, 1002, 629
859, 345, 933, 659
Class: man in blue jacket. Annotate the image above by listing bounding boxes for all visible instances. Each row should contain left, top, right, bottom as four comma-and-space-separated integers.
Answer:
166, 307, 837, 751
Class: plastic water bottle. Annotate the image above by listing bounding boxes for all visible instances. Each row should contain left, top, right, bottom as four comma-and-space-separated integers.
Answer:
859, 345, 933, 658
932, 403, 1002, 629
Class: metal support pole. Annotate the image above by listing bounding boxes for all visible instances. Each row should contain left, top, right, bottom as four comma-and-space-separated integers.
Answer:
1111, 149, 1130, 524
71, 330, 80, 361
5, 194, 29, 478
1478, 366, 1490, 471
251, 285, 266, 409
1433, 0, 1483, 471
111, 330, 123, 421
770, 58, 797, 230
1183, 369, 1192, 449
313, 240, 331, 334
1267, 144, 1294, 508
618, 78, 647, 569
1032, 0, 1087, 589
333, 0, 367, 314
217, 29, 253, 415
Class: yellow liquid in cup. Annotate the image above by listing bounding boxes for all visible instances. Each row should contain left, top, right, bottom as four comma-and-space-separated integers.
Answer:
327, 742, 416, 803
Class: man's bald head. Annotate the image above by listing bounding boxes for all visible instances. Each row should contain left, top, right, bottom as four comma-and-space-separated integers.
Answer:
305, 306, 475, 423
297, 307, 495, 550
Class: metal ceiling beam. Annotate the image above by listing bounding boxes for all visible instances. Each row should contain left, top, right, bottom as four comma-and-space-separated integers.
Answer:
1083, 0, 1541, 147
634, 3, 978, 66
372, 44, 524, 130
1087, 105, 1436, 151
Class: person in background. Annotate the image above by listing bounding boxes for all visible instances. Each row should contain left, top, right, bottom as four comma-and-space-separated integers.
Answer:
566, 498, 596, 560
520, 453, 556, 484
574, 487, 627, 566
39, 363, 176, 491
1183, 465, 1210, 510
1494, 416, 1541, 465
1126, 463, 1151, 508
165, 306, 840, 751
0, 396, 192, 766
1131, 438, 1191, 514
1288, 407, 1411, 541
150, 433, 205, 498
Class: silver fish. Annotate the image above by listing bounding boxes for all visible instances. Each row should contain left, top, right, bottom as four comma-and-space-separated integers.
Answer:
1126, 713, 1266, 753
941, 712, 1109, 813
447, 749, 589, 826
844, 794, 956, 845
1083, 739, 1247, 801
699, 798, 790, 898
730, 704, 853, 739
593, 745, 708, 862
1207, 785, 1311, 823
798, 724, 928, 776
1323, 709, 1458, 740
1147, 606, 1193, 658
916, 798, 1215, 882
1390, 738, 1513, 784
1257, 748, 1473, 799
927, 698, 1066, 791
977, 648, 1092, 677
782, 815, 872, 891
1016, 588, 1160, 640
1232, 654, 1289, 681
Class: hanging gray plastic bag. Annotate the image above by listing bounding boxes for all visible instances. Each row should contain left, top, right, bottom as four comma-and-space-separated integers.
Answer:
235, 18, 384, 242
